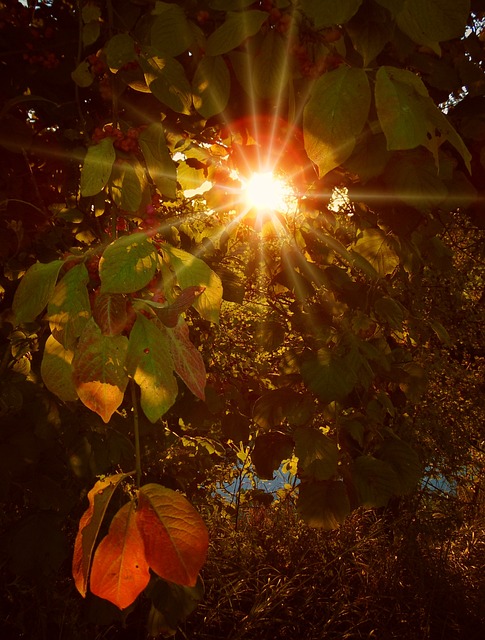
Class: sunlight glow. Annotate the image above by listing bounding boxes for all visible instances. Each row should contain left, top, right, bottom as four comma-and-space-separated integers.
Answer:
244, 171, 297, 214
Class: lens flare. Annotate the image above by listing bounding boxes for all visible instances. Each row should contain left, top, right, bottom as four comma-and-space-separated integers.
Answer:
244, 171, 297, 214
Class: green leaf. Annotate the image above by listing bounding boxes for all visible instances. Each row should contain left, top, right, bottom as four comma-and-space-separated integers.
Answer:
252, 388, 314, 430
344, 133, 391, 183
303, 66, 371, 177
72, 473, 131, 598
72, 319, 129, 423
41, 335, 78, 402
100, 232, 158, 294
146, 576, 204, 638
351, 455, 400, 508
82, 4, 101, 23
150, 3, 193, 58
396, 0, 470, 49
301, 348, 356, 404
206, 10, 269, 56
297, 480, 350, 529
294, 427, 338, 481
163, 245, 223, 323
377, 438, 421, 494
71, 60, 94, 87
111, 159, 145, 212
82, 22, 100, 47
192, 56, 230, 119
136, 483, 209, 586
167, 318, 206, 401
353, 228, 400, 277
346, 1, 390, 65
80, 138, 116, 197
251, 432, 294, 480
375, 66, 429, 151
47, 263, 91, 348
139, 123, 177, 199
374, 296, 406, 330
105, 34, 136, 72
143, 56, 192, 115
384, 153, 448, 210
126, 313, 178, 423
13, 259, 64, 324
429, 319, 451, 345
300, 0, 363, 28
253, 30, 288, 99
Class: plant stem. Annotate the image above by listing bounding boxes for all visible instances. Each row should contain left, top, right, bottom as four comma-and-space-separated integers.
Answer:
130, 380, 142, 488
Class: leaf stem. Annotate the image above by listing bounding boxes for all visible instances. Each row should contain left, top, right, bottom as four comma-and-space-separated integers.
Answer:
130, 380, 142, 488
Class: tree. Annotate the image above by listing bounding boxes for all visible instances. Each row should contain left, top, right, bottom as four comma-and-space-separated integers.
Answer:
0, 0, 484, 637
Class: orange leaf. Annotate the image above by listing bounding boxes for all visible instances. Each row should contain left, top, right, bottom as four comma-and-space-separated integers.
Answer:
90, 501, 150, 610
136, 484, 209, 587
93, 292, 128, 336
72, 474, 129, 597
167, 318, 206, 401
72, 318, 129, 423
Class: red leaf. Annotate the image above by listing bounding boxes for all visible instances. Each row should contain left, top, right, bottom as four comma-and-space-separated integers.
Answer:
90, 501, 150, 610
72, 318, 129, 423
136, 484, 209, 587
93, 292, 128, 336
72, 474, 129, 598
167, 319, 206, 400
157, 286, 205, 328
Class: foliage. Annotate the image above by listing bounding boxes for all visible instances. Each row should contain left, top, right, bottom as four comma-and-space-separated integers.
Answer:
0, 0, 484, 637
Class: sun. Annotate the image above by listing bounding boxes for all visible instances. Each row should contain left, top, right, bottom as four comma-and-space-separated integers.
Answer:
243, 171, 297, 214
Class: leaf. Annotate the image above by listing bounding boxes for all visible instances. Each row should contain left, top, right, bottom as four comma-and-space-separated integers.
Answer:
374, 296, 406, 330
111, 158, 145, 212
136, 483, 209, 586
294, 427, 338, 481
82, 22, 100, 47
301, 348, 356, 404
206, 10, 269, 56
71, 60, 94, 87
80, 137, 116, 197
167, 318, 206, 401
126, 313, 178, 423
353, 228, 400, 277
139, 123, 177, 199
377, 438, 421, 494
351, 455, 400, 508
384, 153, 448, 210
300, 0, 363, 28
192, 55, 230, 119
105, 34, 136, 72
72, 474, 129, 598
253, 30, 288, 99
157, 285, 206, 328
303, 67, 371, 177
146, 576, 204, 638
13, 259, 64, 324
93, 293, 128, 336
251, 432, 294, 480
72, 319, 129, 423
429, 319, 451, 345
163, 245, 223, 324
252, 388, 314, 430
346, 1, 390, 66
99, 232, 158, 294
41, 335, 78, 402
396, 0, 470, 49
143, 56, 192, 115
47, 262, 91, 348
297, 480, 350, 529
90, 501, 150, 610
151, 3, 193, 57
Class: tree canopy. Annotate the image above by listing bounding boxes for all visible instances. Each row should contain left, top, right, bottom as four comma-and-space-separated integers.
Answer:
0, 0, 484, 638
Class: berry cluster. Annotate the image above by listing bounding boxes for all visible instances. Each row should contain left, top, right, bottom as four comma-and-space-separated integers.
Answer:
87, 53, 107, 77
23, 46, 60, 69
92, 124, 144, 153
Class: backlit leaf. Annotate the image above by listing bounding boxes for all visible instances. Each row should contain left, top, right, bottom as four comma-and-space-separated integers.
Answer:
253, 30, 288, 99
206, 10, 268, 56
80, 137, 116, 197
90, 501, 150, 610
100, 232, 158, 294
41, 335, 78, 402
93, 293, 128, 336
167, 318, 206, 401
126, 313, 178, 423
72, 318, 129, 423
347, 2, 390, 66
163, 245, 223, 324
353, 228, 400, 277
294, 427, 338, 481
193, 56, 230, 119
304, 66, 371, 177
301, 348, 356, 404
374, 296, 406, 330
136, 484, 209, 586
139, 123, 177, 199
72, 474, 129, 598
13, 259, 64, 324
351, 455, 400, 508
297, 480, 350, 529
396, 0, 470, 48
47, 263, 91, 348
143, 56, 192, 115
151, 3, 193, 57
252, 388, 314, 430
111, 159, 145, 213
300, 0, 362, 28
